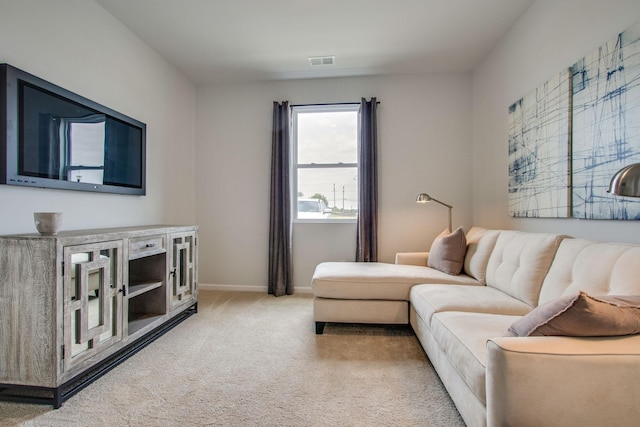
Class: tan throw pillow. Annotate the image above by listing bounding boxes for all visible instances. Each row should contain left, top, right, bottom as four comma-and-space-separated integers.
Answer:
427, 227, 467, 275
507, 291, 640, 337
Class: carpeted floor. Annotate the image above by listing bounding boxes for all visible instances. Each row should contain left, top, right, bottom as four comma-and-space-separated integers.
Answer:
0, 291, 464, 426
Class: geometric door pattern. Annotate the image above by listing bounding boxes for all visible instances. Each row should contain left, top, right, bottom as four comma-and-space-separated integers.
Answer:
170, 233, 196, 308
62, 241, 123, 372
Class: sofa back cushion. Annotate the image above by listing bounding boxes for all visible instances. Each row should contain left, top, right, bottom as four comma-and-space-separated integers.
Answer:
463, 227, 500, 284
539, 239, 640, 305
485, 231, 565, 307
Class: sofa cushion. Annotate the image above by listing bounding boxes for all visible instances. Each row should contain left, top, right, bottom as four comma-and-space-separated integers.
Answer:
508, 291, 640, 337
427, 227, 467, 275
539, 239, 640, 305
431, 311, 519, 405
485, 231, 565, 307
312, 262, 481, 300
411, 284, 531, 327
463, 227, 500, 284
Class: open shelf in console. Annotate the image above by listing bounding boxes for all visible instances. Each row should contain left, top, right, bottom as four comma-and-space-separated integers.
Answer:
128, 310, 164, 335
127, 252, 167, 336
128, 281, 163, 299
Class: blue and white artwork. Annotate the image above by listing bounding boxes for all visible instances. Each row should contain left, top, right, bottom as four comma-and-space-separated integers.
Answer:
508, 69, 572, 218
572, 22, 640, 219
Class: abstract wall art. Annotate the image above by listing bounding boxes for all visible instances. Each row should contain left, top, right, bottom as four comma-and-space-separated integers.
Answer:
508, 69, 572, 218
508, 21, 640, 221
572, 21, 640, 220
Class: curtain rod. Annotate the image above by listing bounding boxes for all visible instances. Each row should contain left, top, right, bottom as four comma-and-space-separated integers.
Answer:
290, 101, 380, 107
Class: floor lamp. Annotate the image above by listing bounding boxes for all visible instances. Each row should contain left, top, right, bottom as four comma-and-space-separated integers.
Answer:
416, 193, 453, 231
608, 163, 640, 197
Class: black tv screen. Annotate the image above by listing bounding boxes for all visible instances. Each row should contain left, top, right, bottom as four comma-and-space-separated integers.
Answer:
1, 64, 146, 195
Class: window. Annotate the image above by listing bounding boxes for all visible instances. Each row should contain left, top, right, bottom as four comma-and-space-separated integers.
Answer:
292, 104, 359, 221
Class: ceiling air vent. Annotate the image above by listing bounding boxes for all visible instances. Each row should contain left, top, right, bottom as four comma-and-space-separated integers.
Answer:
308, 56, 335, 66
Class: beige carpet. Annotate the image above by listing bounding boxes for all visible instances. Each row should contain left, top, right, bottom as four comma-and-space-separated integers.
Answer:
0, 291, 464, 426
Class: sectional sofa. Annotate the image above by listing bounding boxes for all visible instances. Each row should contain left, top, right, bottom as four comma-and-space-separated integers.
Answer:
311, 227, 640, 427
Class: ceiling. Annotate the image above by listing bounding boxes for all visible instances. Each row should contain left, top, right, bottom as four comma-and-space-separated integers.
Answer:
95, 0, 534, 86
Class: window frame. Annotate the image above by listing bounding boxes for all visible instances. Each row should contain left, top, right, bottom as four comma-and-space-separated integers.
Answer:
291, 103, 360, 224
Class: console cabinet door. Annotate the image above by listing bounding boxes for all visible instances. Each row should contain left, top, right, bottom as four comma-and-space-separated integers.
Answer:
169, 232, 197, 310
62, 241, 124, 372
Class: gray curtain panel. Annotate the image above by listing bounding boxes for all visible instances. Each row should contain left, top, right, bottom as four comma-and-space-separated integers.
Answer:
356, 97, 378, 262
268, 101, 293, 296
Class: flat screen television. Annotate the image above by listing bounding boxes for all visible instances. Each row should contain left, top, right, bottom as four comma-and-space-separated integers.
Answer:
0, 64, 146, 195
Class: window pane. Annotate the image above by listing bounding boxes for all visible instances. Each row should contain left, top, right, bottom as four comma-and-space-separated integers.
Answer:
297, 167, 358, 219
297, 111, 357, 165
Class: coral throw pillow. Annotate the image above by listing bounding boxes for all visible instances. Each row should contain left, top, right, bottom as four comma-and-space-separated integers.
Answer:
427, 227, 467, 275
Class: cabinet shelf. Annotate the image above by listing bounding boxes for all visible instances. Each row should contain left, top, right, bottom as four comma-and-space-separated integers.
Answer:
128, 313, 164, 335
128, 281, 163, 299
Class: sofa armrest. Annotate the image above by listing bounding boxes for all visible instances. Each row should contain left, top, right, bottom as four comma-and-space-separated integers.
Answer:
486, 335, 640, 427
395, 252, 429, 266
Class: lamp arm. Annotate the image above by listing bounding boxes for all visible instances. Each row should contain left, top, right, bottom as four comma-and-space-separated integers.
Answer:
416, 193, 454, 231
429, 197, 453, 231
427, 196, 452, 209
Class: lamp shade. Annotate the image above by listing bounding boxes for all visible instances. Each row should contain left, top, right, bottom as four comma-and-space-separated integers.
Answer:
416, 193, 433, 203
608, 163, 640, 198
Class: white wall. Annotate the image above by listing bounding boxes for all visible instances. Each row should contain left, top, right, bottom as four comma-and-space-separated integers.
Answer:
196, 73, 472, 290
14, 0, 633, 291
472, 0, 640, 242
0, 0, 197, 234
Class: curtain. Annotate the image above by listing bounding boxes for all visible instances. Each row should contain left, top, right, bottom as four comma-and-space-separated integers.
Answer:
268, 101, 293, 296
356, 97, 378, 262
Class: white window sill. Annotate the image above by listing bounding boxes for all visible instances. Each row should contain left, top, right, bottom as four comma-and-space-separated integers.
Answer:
293, 218, 357, 224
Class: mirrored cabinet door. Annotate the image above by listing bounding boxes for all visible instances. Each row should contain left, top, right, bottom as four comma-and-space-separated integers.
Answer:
169, 232, 197, 310
62, 241, 123, 372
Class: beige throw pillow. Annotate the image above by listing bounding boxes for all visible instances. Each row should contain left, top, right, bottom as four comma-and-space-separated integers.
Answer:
507, 291, 640, 337
427, 227, 467, 275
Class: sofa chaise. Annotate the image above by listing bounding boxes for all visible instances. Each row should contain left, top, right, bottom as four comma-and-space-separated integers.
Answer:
311, 227, 640, 427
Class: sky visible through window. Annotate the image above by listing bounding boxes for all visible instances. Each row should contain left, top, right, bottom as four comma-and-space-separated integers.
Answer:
296, 109, 358, 215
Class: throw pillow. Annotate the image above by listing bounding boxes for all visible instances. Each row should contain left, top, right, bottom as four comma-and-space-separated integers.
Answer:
507, 291, 640, 337
427, 227, 467, 275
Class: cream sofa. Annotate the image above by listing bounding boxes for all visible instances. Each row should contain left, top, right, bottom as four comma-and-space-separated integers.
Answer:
311, 227, 640, 427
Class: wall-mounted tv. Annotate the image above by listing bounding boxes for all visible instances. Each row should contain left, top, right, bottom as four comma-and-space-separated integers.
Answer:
0, 64, 146, 195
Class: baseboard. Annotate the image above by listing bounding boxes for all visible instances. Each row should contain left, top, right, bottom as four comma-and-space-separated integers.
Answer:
198, 283, 313, 294
198, 283, 266, 292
